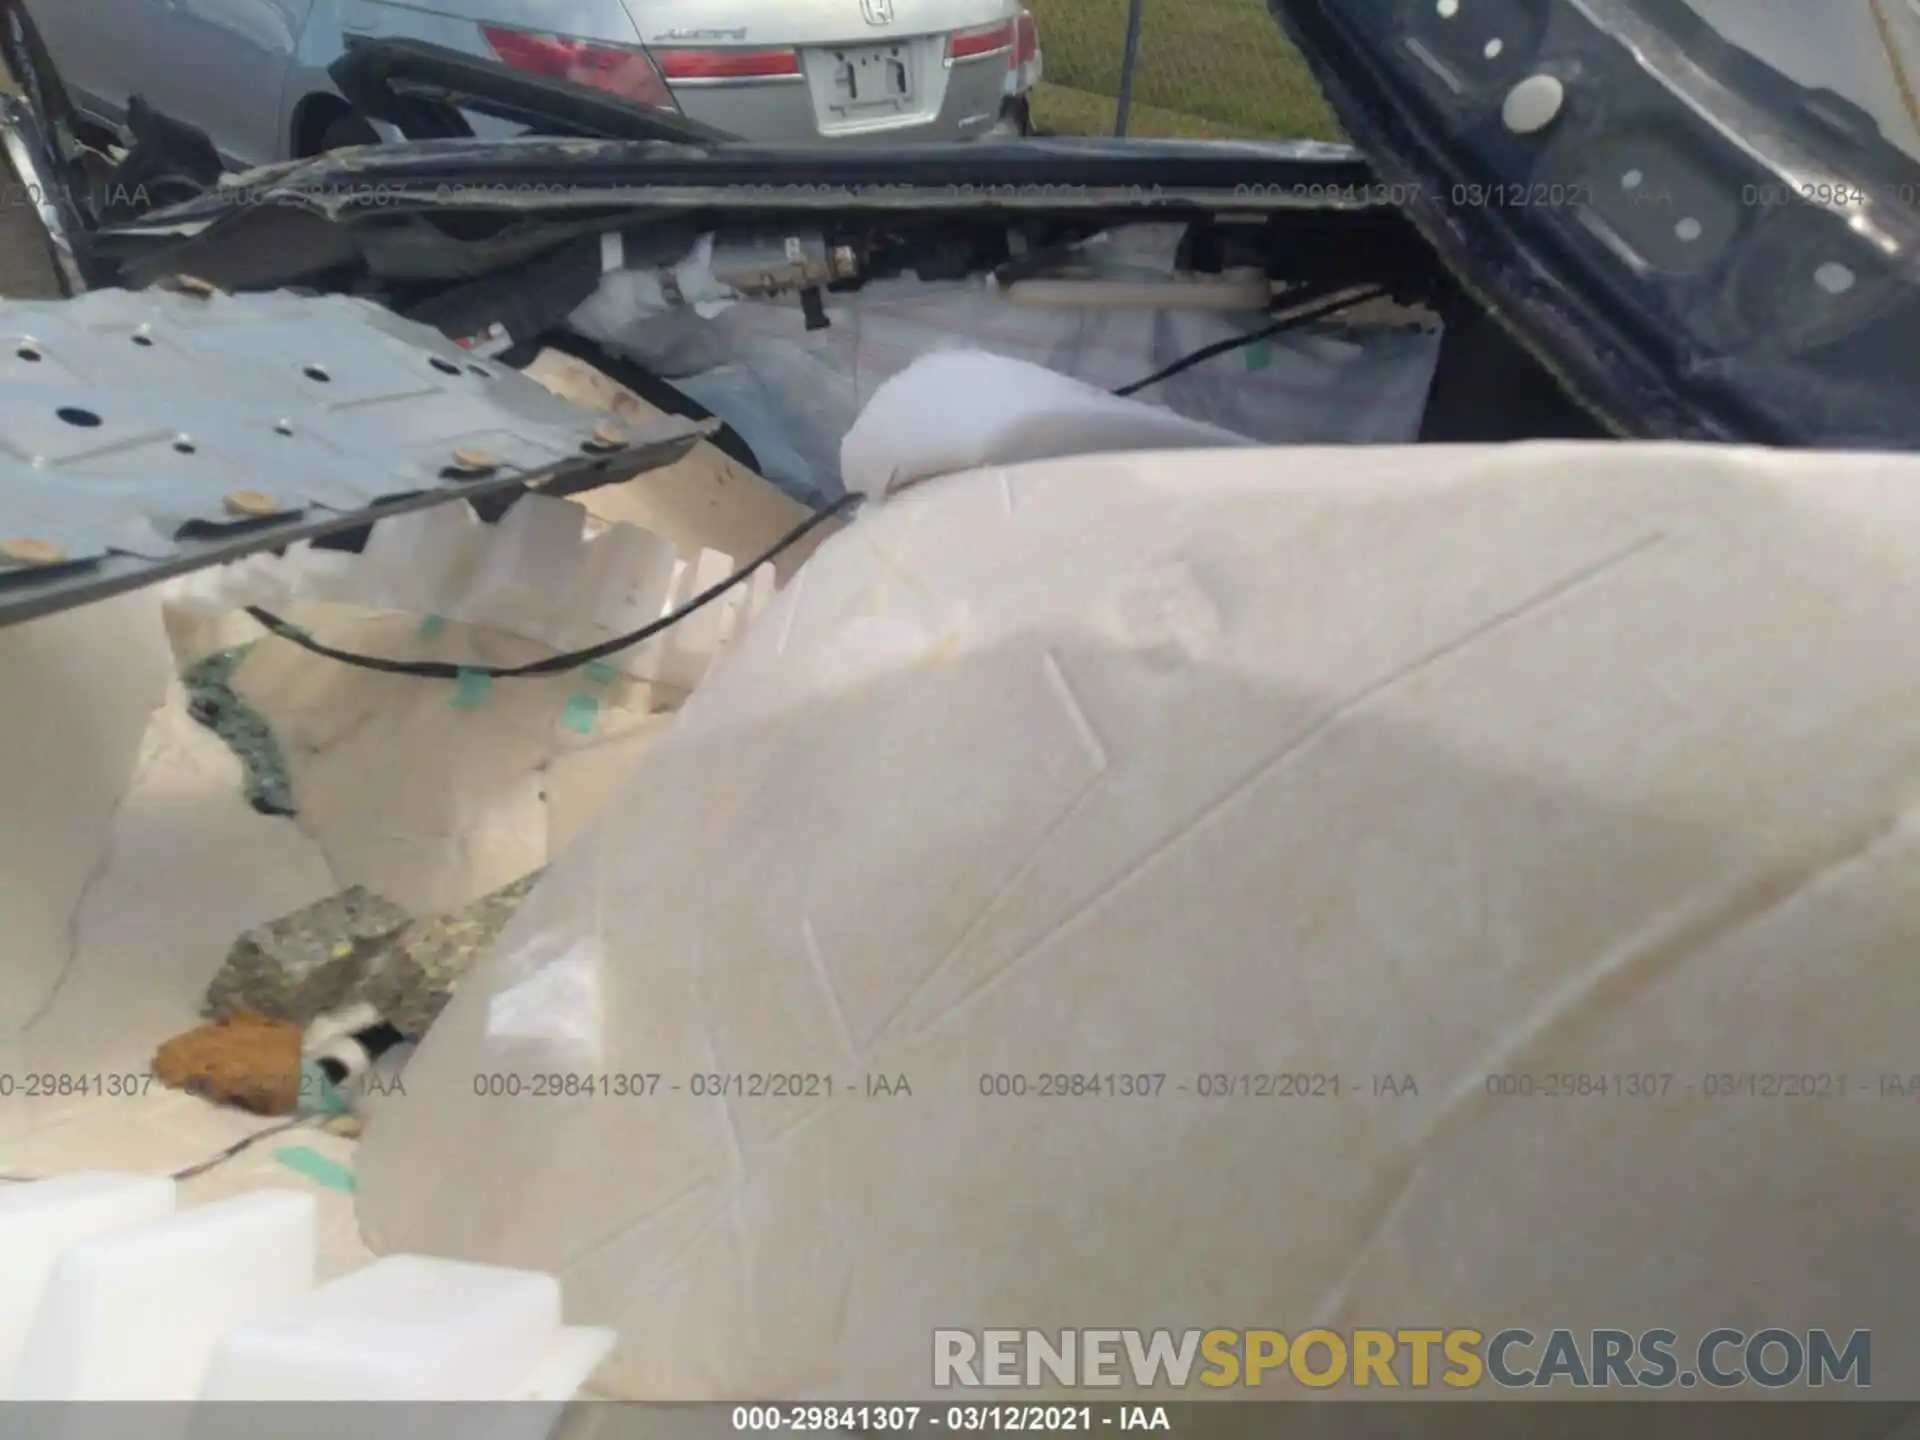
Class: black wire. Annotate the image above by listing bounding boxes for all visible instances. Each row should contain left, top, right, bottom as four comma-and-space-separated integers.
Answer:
1112, 284, 1385, 398
245, 290, 1377, 682
245, 490, 863, 681
0, 1114, 316, 1185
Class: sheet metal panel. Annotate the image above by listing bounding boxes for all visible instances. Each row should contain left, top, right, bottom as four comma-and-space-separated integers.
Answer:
0, 286, 708, 628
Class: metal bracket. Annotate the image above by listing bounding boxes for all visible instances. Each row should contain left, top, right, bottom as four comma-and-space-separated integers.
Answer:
0, 285, 711, 628
0, 95, 87, 295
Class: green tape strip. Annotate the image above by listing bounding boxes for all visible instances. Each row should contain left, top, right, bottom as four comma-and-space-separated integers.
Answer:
274, 1146, 357, 1194
561, 692, 600, 735
582, 660, 619, 687
1243, 338, 1273, 372
297, 1058, 351, 1117
451, 667, 492, 709
417, 614, 446, 640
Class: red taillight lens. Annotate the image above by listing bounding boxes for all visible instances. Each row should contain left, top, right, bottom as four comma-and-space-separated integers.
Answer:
654, 47, 802, 80
481, 25, 675, 110
1014, 10, 1038, 65
947, 20, 1015, 61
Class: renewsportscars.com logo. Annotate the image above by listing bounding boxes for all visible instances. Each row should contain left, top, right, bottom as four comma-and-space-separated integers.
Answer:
932, 1328, 1872, 1390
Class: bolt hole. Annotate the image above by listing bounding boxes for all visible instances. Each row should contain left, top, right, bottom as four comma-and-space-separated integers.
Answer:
1675, 216, 1703, 242
173, 439, 196, 454
1436, 0, 1459, 15
274, 422, 294, 436
56, 406, 101, 428
16, 344, 40, 362
1483, 37, 1503, 57
130, 333, 154, 347
429, 357, 461, 375
1814, 261, 1857, 295
466, 364, 491, 378
1622, 169, 1644, 190
302, 364, 331, 382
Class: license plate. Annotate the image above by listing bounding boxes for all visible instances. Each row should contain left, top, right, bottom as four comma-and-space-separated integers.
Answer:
828, 43, 913, 107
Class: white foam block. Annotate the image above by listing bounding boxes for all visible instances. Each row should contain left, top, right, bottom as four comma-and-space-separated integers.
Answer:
0, 1172, 178, 1395
197, 1253, 562, 1400
12, 1189, 317, 1400
460, 1327, 621, 1440
509, 1326, 618, 1400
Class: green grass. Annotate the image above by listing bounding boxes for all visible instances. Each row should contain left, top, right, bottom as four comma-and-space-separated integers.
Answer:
1032, 82, 1241, 139
1026, 0, 1342, 140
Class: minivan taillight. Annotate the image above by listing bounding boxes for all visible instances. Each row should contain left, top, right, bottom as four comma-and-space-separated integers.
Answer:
654, 47, 803, 80
481, 25, 676, 110
947, 21, 1015, 61
1014, 10, 1039, 66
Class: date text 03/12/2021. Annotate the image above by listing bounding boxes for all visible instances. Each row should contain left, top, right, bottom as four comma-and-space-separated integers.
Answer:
731, 1406, 1170, 1432
450, 1070, 1920, 1101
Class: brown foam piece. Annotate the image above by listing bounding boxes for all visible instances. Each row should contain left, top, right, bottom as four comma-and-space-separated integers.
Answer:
152, 1012, 303, 1116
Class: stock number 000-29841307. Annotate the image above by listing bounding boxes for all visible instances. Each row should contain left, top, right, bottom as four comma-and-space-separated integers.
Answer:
732, 1407, 1104, 1431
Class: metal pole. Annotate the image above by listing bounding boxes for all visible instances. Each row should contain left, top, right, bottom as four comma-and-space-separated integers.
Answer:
1113, 0, 1144, 135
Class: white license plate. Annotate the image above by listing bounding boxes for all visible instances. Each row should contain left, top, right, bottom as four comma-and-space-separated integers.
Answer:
827, 43, 913, 107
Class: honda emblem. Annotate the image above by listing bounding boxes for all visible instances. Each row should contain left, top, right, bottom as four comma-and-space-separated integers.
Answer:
860, 0, 894, 25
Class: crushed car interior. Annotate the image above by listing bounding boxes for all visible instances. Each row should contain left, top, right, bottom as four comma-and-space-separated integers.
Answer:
5, 0, 1920, 1412
0, 4, 1912, 655
5, 0, 1918, 577
12, 0, 1916, 640
12, 36, 1611, 511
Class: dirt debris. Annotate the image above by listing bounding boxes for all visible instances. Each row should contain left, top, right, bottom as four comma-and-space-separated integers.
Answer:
152, 1012, 303, 1116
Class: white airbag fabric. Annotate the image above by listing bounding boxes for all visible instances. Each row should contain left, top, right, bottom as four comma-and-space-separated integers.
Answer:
840, 352, 1252, 499
355, 440, 1920, 1400
568, 225, 1442, 505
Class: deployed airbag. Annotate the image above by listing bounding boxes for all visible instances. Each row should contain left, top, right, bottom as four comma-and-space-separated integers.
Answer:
840, 351, 1252, 500
570, 225, 1442, 504
355, 439, 1920, 1400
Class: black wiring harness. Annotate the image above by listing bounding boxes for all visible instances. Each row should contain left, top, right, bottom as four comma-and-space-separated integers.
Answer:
1114, 282, 1385, 397
243, 280, 1381, 682
245, 490, 861, 680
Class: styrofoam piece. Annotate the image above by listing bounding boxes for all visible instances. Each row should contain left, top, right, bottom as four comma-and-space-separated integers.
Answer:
356, 502, 486, 615
709, 562, 770, 655
550, 521, 679, 662
154, 489, 747, 690
508, 1326, 618, 1401
12, 1189, 318, 1399
0, 1173, 178, 1394
460, 1328, 621, 1440
197, 1253, 562, 1400
159, 545, 361, 619
195, 1325, 614, 1440
181, 1333, 605, 1440
839, 350, 1253, 501
743, 562, 779, 627
457, 495, 590, 636
627, 553, 688, 686
654, 547, 735, 692
549, 520, 646, 653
